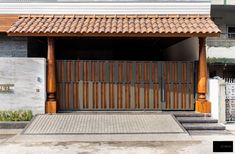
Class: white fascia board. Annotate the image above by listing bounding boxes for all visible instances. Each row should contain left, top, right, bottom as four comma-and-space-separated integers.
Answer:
0, 3, 211, 15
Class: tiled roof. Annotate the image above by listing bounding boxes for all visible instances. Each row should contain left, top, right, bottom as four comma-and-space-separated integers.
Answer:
7, 15, 220, 37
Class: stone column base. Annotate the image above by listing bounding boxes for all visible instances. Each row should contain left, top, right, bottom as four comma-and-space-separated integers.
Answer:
46, 101, 57, 114
195, 100, 211, 113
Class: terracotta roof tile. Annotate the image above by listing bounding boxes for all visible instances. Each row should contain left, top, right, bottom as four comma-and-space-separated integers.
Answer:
7, 15, 220, 37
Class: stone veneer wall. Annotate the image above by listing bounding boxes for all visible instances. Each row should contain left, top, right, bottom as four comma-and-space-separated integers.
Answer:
0, 58, 46, 115
0, 34, 27, 57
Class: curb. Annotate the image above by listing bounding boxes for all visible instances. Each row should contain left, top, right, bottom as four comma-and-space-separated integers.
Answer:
0, 121, 29, 129
0, 129, 23, 135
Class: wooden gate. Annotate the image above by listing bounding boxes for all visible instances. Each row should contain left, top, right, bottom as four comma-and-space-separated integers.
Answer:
56, 60, 196, 111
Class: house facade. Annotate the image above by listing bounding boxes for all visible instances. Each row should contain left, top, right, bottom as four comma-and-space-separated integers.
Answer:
0, 0, 220, 114
208, 0, 235, 79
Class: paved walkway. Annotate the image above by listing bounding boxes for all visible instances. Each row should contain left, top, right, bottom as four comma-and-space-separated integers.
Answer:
23, 113, 185, 135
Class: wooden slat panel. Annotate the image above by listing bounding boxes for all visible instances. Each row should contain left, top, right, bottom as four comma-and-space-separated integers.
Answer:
121, 62, 124, 109
79, 81, 83, 109
175, 62, 179, 109
56, 60, 196, 111
153, 63, 157, 109
147, 63, 150, 109
190, 63, 194, 109
88, 82, 93, 109
83, 62, 87, 108
74, 83, 78, 110
158, 62, 162, 110
111, 63, 114, 109
166, 62, 170, 109
65, 83, 69, 110
169, 63, 174, 109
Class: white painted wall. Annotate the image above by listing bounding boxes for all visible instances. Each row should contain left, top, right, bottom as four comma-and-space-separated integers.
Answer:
164, 37, 199, 61
208, 79, 226, 123
0, 58, 46, 115
207, 46, 235, 59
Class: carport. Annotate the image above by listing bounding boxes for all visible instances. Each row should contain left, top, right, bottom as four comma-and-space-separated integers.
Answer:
7, 15, 220, 113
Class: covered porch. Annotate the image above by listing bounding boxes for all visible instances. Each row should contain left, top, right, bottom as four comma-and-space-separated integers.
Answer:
7, 15, 220, 113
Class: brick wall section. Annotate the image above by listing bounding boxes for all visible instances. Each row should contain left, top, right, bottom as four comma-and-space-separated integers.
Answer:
0, 34, 27, 57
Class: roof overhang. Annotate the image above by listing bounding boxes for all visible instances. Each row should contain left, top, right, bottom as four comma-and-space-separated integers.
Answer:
0, 15, 18, 32
7, 15, 221, 37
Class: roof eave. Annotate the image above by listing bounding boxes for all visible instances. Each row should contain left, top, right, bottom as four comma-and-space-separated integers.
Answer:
7, 32, 220, 37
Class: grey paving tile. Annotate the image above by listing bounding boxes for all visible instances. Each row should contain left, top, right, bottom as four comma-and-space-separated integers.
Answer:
23, 114, 185, 135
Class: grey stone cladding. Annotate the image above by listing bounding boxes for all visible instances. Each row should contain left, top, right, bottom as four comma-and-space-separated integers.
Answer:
0, 34, 27, 57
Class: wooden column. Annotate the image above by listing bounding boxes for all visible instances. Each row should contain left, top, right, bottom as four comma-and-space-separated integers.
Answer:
196, 37, 211, 113
46, 37, 57, 113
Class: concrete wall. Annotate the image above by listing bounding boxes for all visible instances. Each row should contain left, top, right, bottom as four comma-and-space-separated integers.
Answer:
164, 37, 198, 61
208, 5, 235, 47
207, 46, 235, 59
211, 5, 235, 26
208, 79, 226, 123
0, 58, 46, 115
0, 34, 27, 57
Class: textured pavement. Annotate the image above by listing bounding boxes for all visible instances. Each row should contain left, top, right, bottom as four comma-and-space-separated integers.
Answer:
23, 114, 185, 135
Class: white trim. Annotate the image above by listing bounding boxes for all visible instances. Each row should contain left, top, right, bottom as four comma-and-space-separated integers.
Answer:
0, 3, 211, 14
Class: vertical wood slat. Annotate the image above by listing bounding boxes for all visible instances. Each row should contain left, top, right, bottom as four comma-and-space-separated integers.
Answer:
184, 63, 187, 109
144, 63, 147, 109
190, 62, 194, 109
166, 63, 170, 109
117, 63, 120, 109
172, 62, 176, 109
158, 62, 162, 110
70, 61, 74, 110
83, 61, 86, 108
182, 63, 185, 109
121, 63, 124, 109
186, 62, 190, 109
169, 63, 173, 110
111, 62, 114, 109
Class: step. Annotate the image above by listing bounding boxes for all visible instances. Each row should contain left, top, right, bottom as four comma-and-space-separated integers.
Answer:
177, 117, 218, 123
188, 130, 232, 135
182, 123, 226, 130
173, 112, 211, 117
